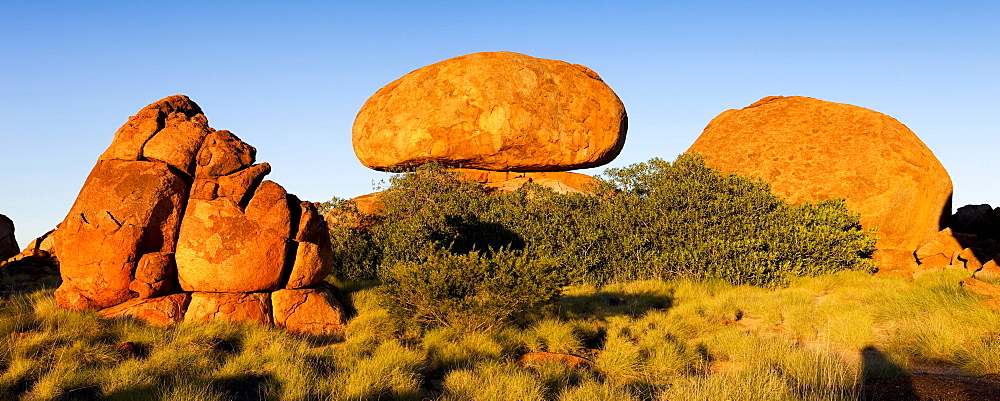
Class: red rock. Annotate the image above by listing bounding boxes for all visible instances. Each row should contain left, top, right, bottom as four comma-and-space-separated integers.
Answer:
129, 252, 176, 298
244, 180, 293, 238
185, 292, 272, 325
175, 198, 289, 292
54, 160, 188, 310
189, 179, 219, 201
688, 96, 952, 258
295, 201, 326, 242
287, 202, 333, 289
0, 214, 17, 261
141, 111, 213, 175
916, 228, 963, 269
353, 51, 627, 171
450, 169, 602, 195
958, 248, 984, 272
100, 95, 203, 162
975, 260, 1000, 280
287, 240, 334, 289
195, 130, 256, 178
271, 286, 346, 335
98, 293, 191, 327
217, 163, 271, 206
872, 249, 919, 275
961, 278, 1000, 298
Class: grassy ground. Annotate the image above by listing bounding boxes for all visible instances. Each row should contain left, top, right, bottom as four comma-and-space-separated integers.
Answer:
1, 269, 998, 400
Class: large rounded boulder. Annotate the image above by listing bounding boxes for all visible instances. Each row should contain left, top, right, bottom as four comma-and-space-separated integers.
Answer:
353, 51, 627, 171
687, 96, 952, 261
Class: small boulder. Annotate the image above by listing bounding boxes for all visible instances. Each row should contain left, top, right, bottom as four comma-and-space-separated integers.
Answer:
141, 111, 214, 175
353, 51, 627, 172
217, 163, 271, 206
961, 278, 1000, 298
99, 293, 191, 327
271, 286, 346, 335
129, 252, 176, 298
974, 260, 1000, 280
195, 130, 256, 178
915, 228, 963, 269
186, 292, 272, 325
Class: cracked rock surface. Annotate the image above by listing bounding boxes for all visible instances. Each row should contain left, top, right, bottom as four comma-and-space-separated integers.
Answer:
53, 95, 346, 333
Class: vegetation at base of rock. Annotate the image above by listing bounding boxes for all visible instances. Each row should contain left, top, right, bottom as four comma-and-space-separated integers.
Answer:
330, 154, 876, 289
3, 270, 999, 400
379, 249, 564, 332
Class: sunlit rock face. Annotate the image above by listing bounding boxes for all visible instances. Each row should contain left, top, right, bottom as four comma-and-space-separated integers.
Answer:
352, 51, 627, 172
687, 96, 953, 271
53, 95, 346, 333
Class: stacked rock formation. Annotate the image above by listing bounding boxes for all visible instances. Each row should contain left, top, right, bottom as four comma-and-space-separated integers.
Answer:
350, 51, 627, 205
687, 96, 953, 274
52, 95, 345, 334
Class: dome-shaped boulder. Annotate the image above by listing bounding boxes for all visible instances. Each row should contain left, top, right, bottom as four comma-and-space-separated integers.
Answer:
687, 96, 952, 263
353, 51, 627, 171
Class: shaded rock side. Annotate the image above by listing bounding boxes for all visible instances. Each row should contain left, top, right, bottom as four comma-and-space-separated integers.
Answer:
272, 286, 346, 335
353, 51, 627, 172
99, 293, 191, 327
451, 169, 603, 194
186, 292, 273, 325
129, 252, 176, 298
0, 214, 17, 261
687, 96, 952, 254
54, 160, 188, 310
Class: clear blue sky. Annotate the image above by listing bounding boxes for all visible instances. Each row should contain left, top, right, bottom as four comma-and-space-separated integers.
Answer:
1, 1, 998, 246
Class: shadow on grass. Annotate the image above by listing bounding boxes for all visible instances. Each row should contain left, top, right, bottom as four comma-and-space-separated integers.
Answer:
559, 290, 673, 320
859, 346, 916, 401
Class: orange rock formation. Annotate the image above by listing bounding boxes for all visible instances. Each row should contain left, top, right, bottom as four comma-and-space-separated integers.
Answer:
353, 51, 627, 172
687, 96, 953, 271
53, 95, 345, 334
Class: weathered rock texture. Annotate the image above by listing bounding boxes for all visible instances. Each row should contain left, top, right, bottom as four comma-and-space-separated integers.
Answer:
687, 96, 953, 271
272, 285, 346, 335
0, 214, 17, 261
52, 95, 345, 334
353, 51, 627, 172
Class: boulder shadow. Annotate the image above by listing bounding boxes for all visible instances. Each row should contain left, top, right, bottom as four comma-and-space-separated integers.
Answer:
858, 346, 917, 401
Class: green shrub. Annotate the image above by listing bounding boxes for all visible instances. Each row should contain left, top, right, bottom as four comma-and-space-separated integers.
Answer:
329, 154, 876, 289
379, 249, 564, 332
592, 154, 877, 285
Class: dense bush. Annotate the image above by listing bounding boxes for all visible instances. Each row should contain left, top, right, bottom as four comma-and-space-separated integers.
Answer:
379, 249, 564, 332
326, 155, 876, 331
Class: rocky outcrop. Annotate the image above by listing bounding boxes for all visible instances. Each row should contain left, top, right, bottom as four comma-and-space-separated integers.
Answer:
0, 214, 17, 261
353, 51, 627, 172
687, 96, 953, 272
54, 160, 189, 310
52, 95, 345, 334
